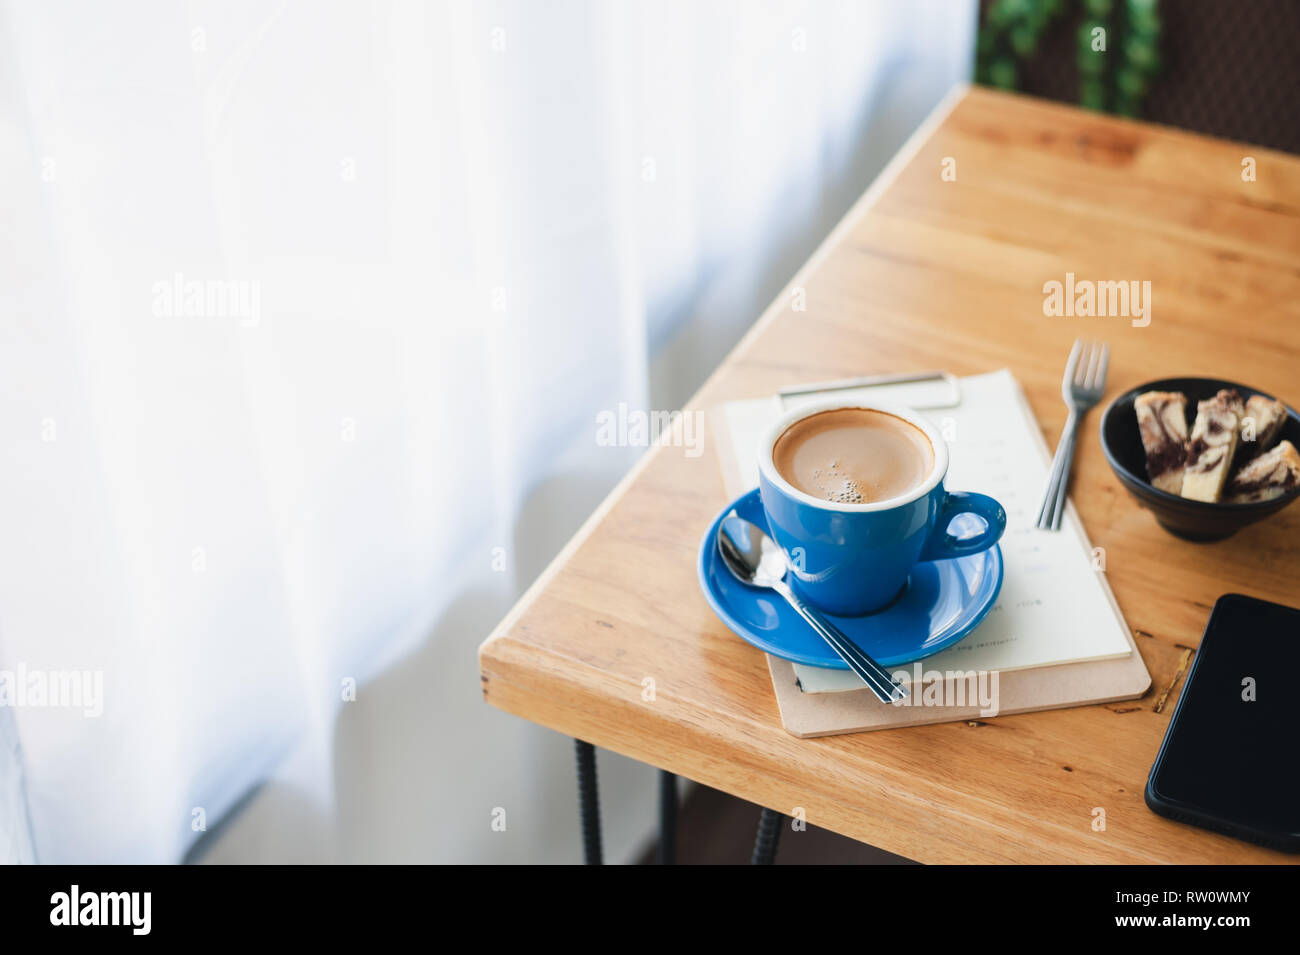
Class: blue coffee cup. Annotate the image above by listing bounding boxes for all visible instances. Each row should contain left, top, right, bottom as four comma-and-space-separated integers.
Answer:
757, 400, 1006, 616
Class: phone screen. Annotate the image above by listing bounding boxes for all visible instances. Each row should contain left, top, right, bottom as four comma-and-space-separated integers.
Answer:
1149, 594, 1300, 845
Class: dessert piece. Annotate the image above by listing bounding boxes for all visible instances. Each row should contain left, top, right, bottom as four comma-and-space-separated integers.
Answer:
1181, 390, 1243, 502
1134, 391, 1189, 494
1225, 440, 1300, 503
1221, 388, 1246, 422
1236, 394, 1287, 462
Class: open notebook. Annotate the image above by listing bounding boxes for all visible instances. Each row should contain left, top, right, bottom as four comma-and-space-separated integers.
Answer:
713, 369, 1133, 694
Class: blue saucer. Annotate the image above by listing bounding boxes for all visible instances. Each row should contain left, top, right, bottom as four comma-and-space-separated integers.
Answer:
698, 488, 1003, 669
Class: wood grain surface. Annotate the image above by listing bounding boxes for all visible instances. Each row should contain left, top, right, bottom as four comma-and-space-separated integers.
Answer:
479, 85, 1300, 864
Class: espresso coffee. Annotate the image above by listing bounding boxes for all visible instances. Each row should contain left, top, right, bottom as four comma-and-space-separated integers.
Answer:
772, 408, 933, 504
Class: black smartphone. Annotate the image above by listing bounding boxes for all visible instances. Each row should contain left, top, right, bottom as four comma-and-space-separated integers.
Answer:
1146, 593, 1300, 853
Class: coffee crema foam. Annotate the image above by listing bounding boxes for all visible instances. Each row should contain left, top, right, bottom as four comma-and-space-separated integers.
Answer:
772, 408, 934, 505
808, 462, 867, 504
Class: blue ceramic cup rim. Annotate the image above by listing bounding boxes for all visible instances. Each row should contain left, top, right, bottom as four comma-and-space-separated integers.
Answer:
758, 399, 948, 512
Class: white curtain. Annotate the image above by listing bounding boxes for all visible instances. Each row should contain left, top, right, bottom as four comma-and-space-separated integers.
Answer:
0, 1, 973, 862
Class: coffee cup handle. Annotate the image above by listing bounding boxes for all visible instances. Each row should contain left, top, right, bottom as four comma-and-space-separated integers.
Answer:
919, 491, 1007, 562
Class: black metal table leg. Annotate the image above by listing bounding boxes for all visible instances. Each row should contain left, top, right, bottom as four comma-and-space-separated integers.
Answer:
751, 807, 784, 865
657, 771, 678, 864
574, 739, 603, 864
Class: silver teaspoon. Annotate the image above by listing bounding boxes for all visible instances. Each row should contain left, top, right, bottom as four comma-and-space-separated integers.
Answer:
716, 514, 907, 704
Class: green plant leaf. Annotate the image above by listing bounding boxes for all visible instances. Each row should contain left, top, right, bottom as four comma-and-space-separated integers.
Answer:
1115, 67, 1147, 97
1124, 36, 1158, 71
1010, 26, 1038, 57
989, 58, 1018, 90
1080, 78, 1106, 110
1078, 20, 1108, 56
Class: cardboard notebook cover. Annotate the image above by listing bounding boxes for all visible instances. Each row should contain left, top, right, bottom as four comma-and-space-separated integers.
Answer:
709, 371, 1152, 738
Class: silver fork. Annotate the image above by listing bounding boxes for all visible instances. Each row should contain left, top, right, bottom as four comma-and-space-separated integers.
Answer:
1036, 339, 1109, 531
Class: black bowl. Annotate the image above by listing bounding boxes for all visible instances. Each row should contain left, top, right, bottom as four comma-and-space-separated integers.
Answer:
1099, 377, 1300, 541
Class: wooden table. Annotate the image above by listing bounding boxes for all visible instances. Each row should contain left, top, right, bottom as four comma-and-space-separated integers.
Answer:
478, 85, 1300, 864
